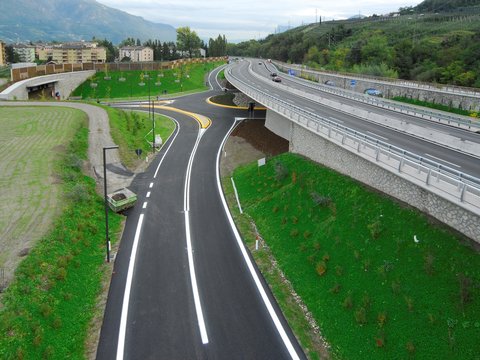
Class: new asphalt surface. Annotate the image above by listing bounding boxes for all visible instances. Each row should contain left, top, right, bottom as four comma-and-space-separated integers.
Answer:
96, 66, 305, 359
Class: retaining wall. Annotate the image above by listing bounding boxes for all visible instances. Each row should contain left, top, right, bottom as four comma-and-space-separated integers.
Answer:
287, 123, 480, 243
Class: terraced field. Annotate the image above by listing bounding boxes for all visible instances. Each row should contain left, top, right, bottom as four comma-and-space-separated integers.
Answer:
0, 107, 86, 286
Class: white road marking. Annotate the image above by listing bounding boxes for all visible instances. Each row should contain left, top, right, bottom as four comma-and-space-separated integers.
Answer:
149, 182, 154, 189
184, 125, 209, 344
154, 117, 181, 179
367, 131, 389, 141
142, 202, 148, 209
116, 214, 145, 360
425, 153, 461, 168
214, 119, 301, 360
146, 191, 151, 198
304, 107, 315, 112
329, 117, 344, 123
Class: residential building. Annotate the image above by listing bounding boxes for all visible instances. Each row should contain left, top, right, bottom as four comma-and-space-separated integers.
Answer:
0, 40, 6, 65
13, 44, 36, 63
119, 46, 154, 62
37, 42, 106, 64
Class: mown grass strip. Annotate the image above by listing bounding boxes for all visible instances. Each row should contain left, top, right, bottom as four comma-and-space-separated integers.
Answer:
0, 118, 123, 359
232, 152, 480, 359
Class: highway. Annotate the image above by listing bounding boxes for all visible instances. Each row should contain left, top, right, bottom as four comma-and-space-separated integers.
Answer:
97, 66, 305, 359
228, 59, 480, 180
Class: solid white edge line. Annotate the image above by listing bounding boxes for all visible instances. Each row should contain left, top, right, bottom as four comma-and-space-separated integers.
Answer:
366, 131, 389, 141
215, 120, 300, 360
424, 153, 461, 168
185, 211, 209, 344
116, 214, 145, 360
183, 121, 209, 344
154, 117, 181, 179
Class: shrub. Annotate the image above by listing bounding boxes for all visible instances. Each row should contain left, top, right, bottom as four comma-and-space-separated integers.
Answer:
303, 230, 312, 239
329, 282, 341, 294
40, 304, 53, 318
367, 219, 383, 239
377, 311, 387, 328
290, 229, 299, 237
375, 330, 386, 348
404, 296, 414, 312
335, 265, 344, 276
391, 280, 401, 295
311, 192, 332, 207
406, 341, 416, 355
424, 251, 435, 275
343, 292, 353, 309
355, 307, 368, 325
66, 183, 90, 202
274, 161, 289, 181
458, 273, 473, 308
316, 261, 327, 276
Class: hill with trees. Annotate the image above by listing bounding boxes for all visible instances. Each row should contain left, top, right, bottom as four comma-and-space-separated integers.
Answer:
228, 0, 480, 87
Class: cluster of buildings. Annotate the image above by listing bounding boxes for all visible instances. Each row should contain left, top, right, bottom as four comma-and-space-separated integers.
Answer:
0, 40, 156, 65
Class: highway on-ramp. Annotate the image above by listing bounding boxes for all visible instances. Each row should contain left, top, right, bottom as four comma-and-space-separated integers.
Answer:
96, 67, 305, 359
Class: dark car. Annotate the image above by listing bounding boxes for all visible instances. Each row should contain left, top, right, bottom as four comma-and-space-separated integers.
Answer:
272, 76, 281, 83
270, 72, 278, 77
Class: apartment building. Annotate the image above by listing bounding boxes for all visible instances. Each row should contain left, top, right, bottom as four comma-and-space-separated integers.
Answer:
0, 40, 6, 65
119, 46, 154, 62
13, 44, 36, 63
37, 42, 106, 64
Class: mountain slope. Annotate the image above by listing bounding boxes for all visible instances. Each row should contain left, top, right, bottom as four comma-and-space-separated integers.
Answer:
0, 0, 176, 44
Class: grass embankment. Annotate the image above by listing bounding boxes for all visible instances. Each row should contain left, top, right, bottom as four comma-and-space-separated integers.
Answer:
72, 61, 224, 100
104, 106, 176, 169
231, 153, 480, 359
0, 113, 123, 358
392, 96, 479, 118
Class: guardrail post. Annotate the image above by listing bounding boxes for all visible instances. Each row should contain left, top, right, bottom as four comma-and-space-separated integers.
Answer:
460, 184, 466, 202
398, 158, 404, 172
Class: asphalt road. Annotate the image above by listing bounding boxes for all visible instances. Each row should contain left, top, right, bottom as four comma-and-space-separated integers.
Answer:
97, 66, 305, 359
229, 59, 480, 179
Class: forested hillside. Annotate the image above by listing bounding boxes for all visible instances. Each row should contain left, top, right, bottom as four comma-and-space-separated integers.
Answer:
228, 0, 480, 87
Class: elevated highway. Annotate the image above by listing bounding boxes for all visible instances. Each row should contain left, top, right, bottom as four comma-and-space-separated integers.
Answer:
226, 59, 480, 242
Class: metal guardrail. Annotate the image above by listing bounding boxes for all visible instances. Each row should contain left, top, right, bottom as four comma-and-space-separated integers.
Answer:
269, 64, 480, 131
226, 65, 480, 215
275, 61, 480, 99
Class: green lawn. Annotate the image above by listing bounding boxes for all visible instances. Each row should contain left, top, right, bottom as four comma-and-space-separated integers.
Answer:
232, 152, 480, 359
0, 111, 122, 359
72, 61, 224, 100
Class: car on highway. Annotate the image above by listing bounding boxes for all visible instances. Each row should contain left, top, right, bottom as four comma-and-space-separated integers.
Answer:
272, 76, 282, 83
270, 72, 278, 77
364, 88, 383, 97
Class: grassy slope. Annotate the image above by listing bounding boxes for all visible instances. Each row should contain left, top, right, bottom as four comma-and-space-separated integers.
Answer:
232, 153, 480, 359
72, 62, 223, 100
104, 106, 176, 169
0, 113, 122, 359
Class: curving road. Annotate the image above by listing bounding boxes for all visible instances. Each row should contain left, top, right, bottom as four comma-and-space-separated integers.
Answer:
228, 59, 480, 179
96, 66, 305, 359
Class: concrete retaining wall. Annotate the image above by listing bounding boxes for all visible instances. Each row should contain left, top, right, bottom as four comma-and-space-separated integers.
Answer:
289, 122, 480, 243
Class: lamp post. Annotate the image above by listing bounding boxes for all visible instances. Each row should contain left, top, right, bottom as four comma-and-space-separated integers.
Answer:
103, 145, 119, 263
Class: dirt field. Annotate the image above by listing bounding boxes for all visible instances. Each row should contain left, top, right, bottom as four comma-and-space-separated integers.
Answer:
221, 118, 289, 176
0, 107, 86, 286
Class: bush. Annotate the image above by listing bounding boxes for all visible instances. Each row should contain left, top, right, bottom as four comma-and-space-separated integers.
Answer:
274, 161, 289, 181
311, 192, 332, 207
316, 261, 327, 276
66, 183, 90, 202
355, 307, 368, 325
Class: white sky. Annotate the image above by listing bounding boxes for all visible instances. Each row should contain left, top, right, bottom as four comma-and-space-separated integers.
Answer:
97, 0, 423, 42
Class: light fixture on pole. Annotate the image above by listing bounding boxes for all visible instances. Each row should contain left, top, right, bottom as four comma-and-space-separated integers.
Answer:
103, 145, 119, 263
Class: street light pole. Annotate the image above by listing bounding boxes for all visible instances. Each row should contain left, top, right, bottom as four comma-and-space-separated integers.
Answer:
103, 145, 119, 263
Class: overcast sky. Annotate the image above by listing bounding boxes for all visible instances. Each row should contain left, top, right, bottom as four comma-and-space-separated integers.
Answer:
97, 0, 423, 42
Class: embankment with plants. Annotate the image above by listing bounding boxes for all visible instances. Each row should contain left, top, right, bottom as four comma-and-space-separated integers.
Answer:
231, 152, 480, 359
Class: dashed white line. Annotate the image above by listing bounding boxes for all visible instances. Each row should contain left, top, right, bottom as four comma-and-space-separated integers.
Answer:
149, 182, 154, 189
146, 191, 151, 198
425, 153, 461, 168
367, 131, 389, 141
329, 117, 344, 123
116, 214, 145, 360
142, 202, 148, 209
